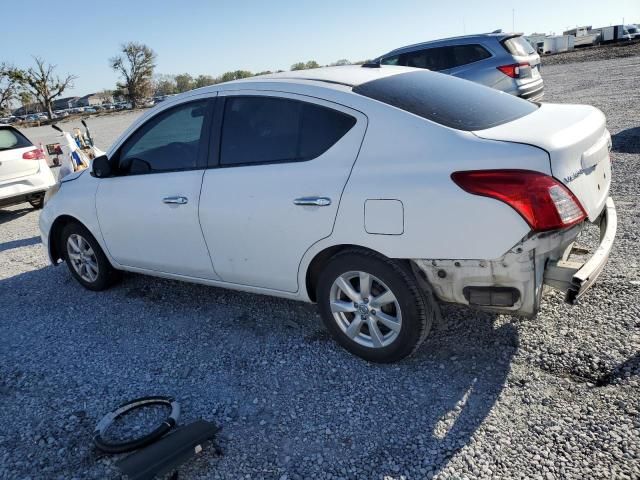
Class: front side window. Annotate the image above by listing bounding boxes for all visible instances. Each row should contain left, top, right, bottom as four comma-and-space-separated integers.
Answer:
380, 55, 400, 66
118, 100, 207, 174
220, 96, 356, 166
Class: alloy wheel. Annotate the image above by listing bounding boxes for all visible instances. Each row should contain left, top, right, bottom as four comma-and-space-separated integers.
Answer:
67, 233, 99, 283
329, 271, 402, 348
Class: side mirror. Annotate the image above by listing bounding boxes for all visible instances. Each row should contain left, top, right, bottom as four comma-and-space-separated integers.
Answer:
92, 155, 112, 178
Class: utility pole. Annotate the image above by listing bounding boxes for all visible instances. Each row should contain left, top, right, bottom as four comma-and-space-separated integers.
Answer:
512, 9, 515, 31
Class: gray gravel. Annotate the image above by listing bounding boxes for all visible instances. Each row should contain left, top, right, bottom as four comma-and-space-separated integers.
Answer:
1, 53, 639, 480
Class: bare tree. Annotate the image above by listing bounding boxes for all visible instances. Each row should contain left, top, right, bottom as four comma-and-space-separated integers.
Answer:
110, 42, 156, 108
0, 63, 21, 115
14, 57, 76, 119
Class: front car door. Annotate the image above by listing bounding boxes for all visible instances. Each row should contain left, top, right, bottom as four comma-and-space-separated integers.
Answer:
96, 97, 219, 279
199, 91, 367, 292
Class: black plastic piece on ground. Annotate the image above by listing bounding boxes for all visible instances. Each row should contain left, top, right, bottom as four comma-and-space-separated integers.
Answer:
93, 396, 180, 454
117, 420, 219, 480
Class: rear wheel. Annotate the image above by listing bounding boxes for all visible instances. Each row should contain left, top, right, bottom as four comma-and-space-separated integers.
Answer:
317, 249, 436, 363
28, 194, 44, 209
61, 222, 119, 291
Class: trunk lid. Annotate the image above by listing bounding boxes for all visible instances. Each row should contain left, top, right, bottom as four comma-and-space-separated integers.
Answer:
473, 103, 611, 221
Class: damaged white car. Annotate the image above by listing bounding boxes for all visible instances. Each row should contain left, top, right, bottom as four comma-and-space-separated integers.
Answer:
39, 66, 616, 362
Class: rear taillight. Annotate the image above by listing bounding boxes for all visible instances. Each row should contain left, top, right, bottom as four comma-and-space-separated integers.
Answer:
497, 62, 530, 78
22, 148, 46, 160
451, 170, 586, 232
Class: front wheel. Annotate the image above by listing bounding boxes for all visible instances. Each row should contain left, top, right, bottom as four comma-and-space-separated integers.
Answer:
61, 222, 120, 291
317, 249, 436, 363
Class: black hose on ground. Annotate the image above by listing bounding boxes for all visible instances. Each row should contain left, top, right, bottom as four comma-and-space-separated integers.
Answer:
93, 396, 180, 454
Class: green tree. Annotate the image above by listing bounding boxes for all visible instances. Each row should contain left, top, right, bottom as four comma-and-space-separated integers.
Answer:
291, 62, 306, 71
331, 59, 351, 66
305, 60, 320, 69
174, 73, 194, 93
194, 74, 216, 88
12, 57, 76, 119
110, 42, 156, 108
19, 91, 33, 114
218, 70, 253, 83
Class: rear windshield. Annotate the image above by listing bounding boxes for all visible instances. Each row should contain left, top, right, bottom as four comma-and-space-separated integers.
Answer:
352, 70, 538, 131
0, 127, 32, 151
502, 36, 536, 56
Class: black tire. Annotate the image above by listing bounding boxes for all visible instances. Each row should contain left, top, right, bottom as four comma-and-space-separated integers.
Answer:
317, 249, 436, 363
61, 222, 120, 291
28, 194, 44, 209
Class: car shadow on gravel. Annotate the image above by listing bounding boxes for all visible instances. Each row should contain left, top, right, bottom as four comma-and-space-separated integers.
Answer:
611, 126, 640, 154
0, 235, 40, 253
0, 267, 518, 478
0, 206, 32, 226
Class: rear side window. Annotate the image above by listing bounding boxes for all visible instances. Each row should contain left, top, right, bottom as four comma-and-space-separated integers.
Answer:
0, 127, 32, 151
382, 44, 491, 71
353, 70, 538, 131
502, 36, 535, 56
220, 96, 356, 166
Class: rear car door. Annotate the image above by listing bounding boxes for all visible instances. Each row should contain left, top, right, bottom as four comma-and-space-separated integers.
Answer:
199, 91, 367, 292
95, 98, 218, 279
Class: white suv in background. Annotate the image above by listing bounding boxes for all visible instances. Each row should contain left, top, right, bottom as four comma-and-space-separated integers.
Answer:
0, 125, 56, 209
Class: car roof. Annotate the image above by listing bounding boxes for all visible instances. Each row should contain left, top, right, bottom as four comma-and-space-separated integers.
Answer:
378, 32, 521, 58
195, 65, 419, 93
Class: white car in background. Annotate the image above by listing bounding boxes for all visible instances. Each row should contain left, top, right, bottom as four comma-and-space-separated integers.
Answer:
39, 66, 616, 363
0, 125, 56, 209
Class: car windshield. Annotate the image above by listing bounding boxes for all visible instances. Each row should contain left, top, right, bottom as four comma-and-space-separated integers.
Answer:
0, 127, 32, 151
353, 70, 538, 131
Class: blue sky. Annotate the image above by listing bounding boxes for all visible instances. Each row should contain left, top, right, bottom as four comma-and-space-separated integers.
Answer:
4, 0, 639, 96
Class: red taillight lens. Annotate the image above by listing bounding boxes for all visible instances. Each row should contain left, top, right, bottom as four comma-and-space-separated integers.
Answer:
22, 148, 46, 160
497, 62, 529, 78
451, 169, 586, 232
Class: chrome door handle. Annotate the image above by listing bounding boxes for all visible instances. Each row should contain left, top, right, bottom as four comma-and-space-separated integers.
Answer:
293, 197, 332, 207
163, 196, 188, 205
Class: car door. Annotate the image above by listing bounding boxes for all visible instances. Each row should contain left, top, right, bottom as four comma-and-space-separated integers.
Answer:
95, 97, 219, 279
199, 91, 367, 292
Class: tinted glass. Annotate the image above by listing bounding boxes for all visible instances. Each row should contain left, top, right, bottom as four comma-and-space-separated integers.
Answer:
353, 70, 538, 131
220, 96, 356, 166
502, 36, 535, 56
0, 127, 32, 151
380, 55, 400, 66
386, 44, 490, 71
118, 101, 207, 174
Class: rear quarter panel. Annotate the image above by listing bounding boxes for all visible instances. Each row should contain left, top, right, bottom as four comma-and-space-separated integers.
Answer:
301, 103, 553, 270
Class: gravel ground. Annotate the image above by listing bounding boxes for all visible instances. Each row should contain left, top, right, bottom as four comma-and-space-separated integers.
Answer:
541, 41, 640, 66
1, 54, 639, 480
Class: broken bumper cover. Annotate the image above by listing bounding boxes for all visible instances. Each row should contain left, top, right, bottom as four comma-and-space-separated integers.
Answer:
544, 197, 617, 305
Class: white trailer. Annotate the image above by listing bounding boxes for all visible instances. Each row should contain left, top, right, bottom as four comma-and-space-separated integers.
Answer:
595, 25, 633, 43
543, 35, 575, 54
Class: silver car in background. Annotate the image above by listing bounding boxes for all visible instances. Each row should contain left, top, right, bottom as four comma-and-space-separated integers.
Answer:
374, 32, 544, 101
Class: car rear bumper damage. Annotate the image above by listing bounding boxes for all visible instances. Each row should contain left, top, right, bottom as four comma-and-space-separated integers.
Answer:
412, 197, 616, 316
543, 197, 617, 304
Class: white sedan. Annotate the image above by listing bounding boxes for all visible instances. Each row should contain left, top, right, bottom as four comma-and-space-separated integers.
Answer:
39, 66, 616, 362
0, 125, 56, 209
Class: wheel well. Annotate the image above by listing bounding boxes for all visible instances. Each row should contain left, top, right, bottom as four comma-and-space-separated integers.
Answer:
305, 245, 414, 302
49, 215, 80, 263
